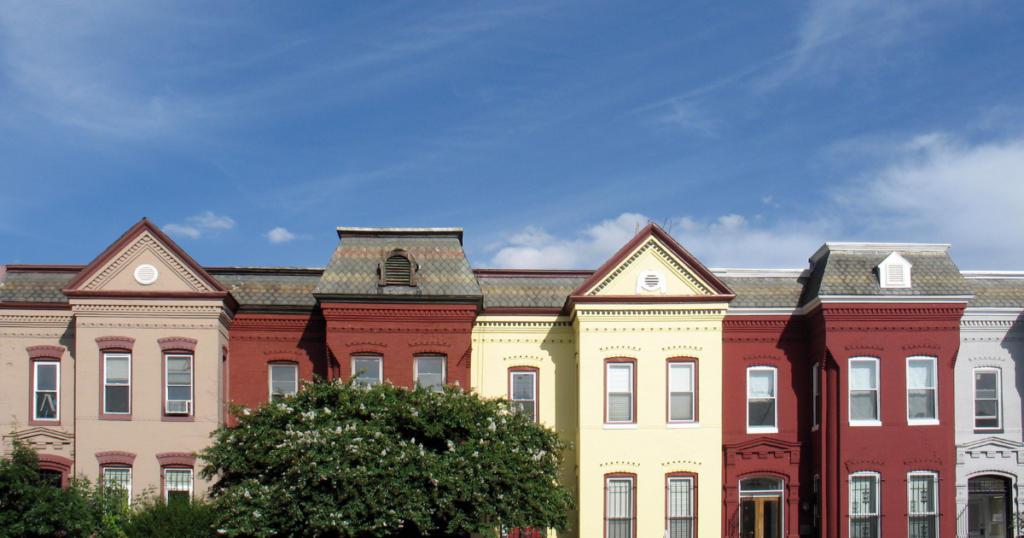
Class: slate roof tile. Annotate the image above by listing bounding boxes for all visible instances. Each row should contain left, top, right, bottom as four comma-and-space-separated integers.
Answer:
0, 271, 74, 303
965, 278, 1024, 308
477, 277, 587, 309
719, 276, 805, 308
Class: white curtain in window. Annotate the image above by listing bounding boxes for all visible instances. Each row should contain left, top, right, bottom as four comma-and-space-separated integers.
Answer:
106, 358, 129, 383
850, 361, 876, 389
748, 370, 774, 398
907, 360, 933, 388
669, 364, 692, 392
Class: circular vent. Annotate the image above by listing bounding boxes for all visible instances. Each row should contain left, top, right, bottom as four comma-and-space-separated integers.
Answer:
644, 274, 660, 288
636, 270, 665, 293
134, 264, 159, 285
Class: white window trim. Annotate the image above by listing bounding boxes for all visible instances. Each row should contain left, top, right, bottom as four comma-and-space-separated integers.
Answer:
973, 368, 1002, 430
849, 472, 880, 538
414, 355, 447, 392
268, 363, 299, 401
509, 370, 538, 423
746, 366, 778, 434
907, 471, 939, 538
606, 362, 635, 424
812, 362, 820, 431
32, 361, 60, 422
667, 361, 696, 424
165, 354, 194, 415
849, 357, 881, 427
163, 468, 194, 501
351, 354, 383, 385
102, 466, 132, 504
906, 356, 938, 425
103, 353, 131, 415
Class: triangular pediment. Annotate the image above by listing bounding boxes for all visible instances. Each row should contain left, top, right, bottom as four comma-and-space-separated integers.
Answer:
572, 223, 733, 300
959, 436, 1024, 452
63, 219, 225, 296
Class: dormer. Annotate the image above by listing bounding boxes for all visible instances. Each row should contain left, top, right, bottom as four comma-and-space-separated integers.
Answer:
878, 252, 913, 289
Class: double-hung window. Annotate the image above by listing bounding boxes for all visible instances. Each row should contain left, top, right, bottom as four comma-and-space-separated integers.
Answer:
849, 473, 880, 538
974, 369, 1001, 430
908, 472, 938, 538
666, 476, 695, 538
103, 353, 131, 414
103, 467, 132, 502
509, 369, 538, 422
415, 355, 446, 392
747, 367, 777, 433
33, 362, 60, 421
906, 357, 937, 424
605, 475, 635, 538
849, 358, 880, 425
606, 361, 635, 424
668, 362, 695, 424
812, 362, 820, 430
164, 469, 193, 503
352, 354, 382, 385
269, 363, 298, 402
165, 354, 193, 415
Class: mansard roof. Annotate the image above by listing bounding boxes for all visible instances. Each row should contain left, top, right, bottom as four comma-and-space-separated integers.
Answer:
0, 265, 79, 305
962, 272, 1024, 308
474, 270, 592, 311
207, 267, 322, 311
313, 227, 483, 301
714, 269, 807, 309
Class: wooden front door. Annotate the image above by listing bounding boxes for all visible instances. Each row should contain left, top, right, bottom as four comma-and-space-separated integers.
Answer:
740, 496, 781, 538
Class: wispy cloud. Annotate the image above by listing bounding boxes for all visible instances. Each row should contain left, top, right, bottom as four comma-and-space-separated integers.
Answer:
163, 211, 235, 240
266, 227, 297, 244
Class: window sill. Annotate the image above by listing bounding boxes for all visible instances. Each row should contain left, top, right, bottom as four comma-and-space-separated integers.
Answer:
746, 426, 778, 434
667, 422, 700, 429
604, 423, 638, 430
99, 413, 133, 421
974, 428, 1003, 434
849, 420, 882, 427
28, 419, 61, 427
908, 419, 939, 426
162, 415, 195, 422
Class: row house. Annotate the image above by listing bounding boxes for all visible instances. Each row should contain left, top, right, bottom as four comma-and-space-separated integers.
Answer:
3, 219, 1024, 538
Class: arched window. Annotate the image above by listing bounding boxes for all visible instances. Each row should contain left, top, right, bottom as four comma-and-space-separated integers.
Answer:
378, 249, 418, 286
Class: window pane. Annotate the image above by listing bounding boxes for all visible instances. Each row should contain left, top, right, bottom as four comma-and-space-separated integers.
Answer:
850, 361, 876, 390
36, 364, 58, 391
667, 479, 692, 517
36, 391, 58, 419
670, 393, 694, 421
416, 358, 445, 391
168, 386, 192, 400
167, 357, 191, 385
353, 358, 381, 385
907, 360, 934, 389
104, 468, 131, 492
106, 357, 129, 384
608, 394, 632, 422
748, 399, 775, 427
850, 391, 878, 420
105, 386, 130, 413
512, 373, 534, 400
976, 372, 998, 397
669, 364, 692, 392
748, 370, 774, 398
513, 400, 535, 418
850, 518, 879, 538
908, 389, 935, 419
908, 517, 936, 538
850, 476, 877, 514
606, 479, 632, 518
271, 365, 297, 398
908, 475, 935, 513
607, 365, 632, 392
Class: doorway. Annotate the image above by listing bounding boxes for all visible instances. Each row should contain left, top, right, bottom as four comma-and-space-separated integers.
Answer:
968, 476, 1011, 538
740, 477, 784, 538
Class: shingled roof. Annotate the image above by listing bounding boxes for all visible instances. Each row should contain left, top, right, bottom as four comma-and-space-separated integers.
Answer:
715, 270, 807, 309
475, 270, 591, 310
0, 267, 79, 304
963, 274, 1024, 308
314, 228, 483, 301
208, 268, 321, 311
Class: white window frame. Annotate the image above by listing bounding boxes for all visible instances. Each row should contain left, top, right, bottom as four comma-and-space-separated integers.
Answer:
32, 361, 60, 422
163, 468, 193, 501
605, 475, 635, 538
351, 354, 383, 385
907, 471, 938, 538
849, 472, 880, 538
268, 363, 298, 402
102, 466, 132, 503
605, 361, 635, 427
414, 355, 447, 392
666, 476, 695, 538
906, 356, 938, 425
667, 361, 697, 426
812, 362, 820, 431
509, 369, 538, 423
103, 353, 131, 415
973, 368, 1002, 430
746, 366, 778, 434
165, 354, 194, 415
849, 357, 881, 426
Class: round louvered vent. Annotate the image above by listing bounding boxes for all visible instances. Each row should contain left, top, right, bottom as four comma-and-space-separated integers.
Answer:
134, 264, 159, 285
636, 270, 666, 293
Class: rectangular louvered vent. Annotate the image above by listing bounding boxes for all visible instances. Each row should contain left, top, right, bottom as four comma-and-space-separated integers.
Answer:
385, 256, 412, 286
887, 264, 904, 286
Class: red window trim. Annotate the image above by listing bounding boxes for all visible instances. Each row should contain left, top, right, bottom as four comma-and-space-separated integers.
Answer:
28, 351, 62, 426
665, 472, 698, 538
98, 346, 133, 421
162, 351, 195, 422
156, 452, 196, 499
96, 451, 137, 467
157, 337, 197, 353
38, 454, 73, 488
666, 358, 698, 424
508, 366, 540, 423
604, 358, 637, 425
604, 472, 637, 538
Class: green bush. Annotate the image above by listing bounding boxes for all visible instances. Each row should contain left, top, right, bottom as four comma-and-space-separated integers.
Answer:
122, 494, 218, 538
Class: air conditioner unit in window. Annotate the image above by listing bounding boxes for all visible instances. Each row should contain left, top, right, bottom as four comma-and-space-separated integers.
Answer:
166, 400, 191, 414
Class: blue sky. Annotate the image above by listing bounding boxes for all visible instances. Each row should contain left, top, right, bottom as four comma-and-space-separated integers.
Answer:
2, 1, 1023, 271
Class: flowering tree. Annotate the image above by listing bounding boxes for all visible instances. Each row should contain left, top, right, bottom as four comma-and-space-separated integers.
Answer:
200, 379, 575, 538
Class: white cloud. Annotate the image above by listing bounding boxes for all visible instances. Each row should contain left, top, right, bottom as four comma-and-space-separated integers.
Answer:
487, 213, 648, 269
266, 227, 297, 244
163, 211, 234, 240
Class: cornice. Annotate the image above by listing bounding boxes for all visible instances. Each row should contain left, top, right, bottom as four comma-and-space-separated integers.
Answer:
80, 321, 219, 331
0, 313, 74, 327
71, 303, 227, 318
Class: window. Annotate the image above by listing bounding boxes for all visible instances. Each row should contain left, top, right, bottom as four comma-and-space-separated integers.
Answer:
509, 369, 538, 422
164, 469, 193, 503
352, 354, 382, 385
605, 475, 635, 538
103, 467, 132, 501
166, 354, 193, 415
668, 362, 696, 424
812, 362, 820, 430
849, 473, 879, 538
103, 353, 131, 414
606, 361, 635, 424
666, 475, 695, 538
269, 363, 298, 402
33, 361, 59, 421
378, 249, 418, 286
849, 358, 880, 425
974, 369, 1001, 430
908, 472, 938, 538
37, 469, 62, 487
747, 367, 777, 433
907, 357, 937, 424
415, 355, 446, 392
